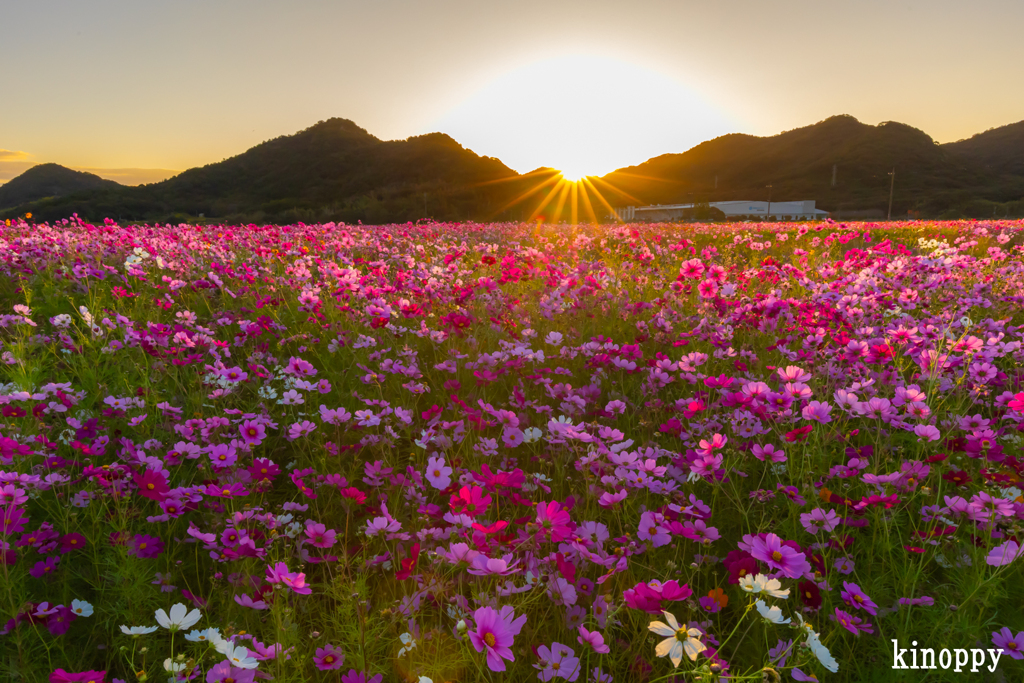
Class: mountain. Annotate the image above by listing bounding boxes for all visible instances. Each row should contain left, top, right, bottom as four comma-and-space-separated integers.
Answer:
0, 163, 121, 210
593, 115, 1024, 217
3, 115, 1023, 223
941, 120, 1024, 177
1, 119, 546, 224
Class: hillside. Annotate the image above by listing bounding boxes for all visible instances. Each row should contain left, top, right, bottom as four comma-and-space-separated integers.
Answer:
3, 115, 1024, 223
2, 119, 540, 224
595, 115, 1024, 216
942, 120, 1024, 177
0, 163, 121, 210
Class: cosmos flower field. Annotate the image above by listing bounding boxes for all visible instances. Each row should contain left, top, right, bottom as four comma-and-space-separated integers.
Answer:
2, 216, 1024, 683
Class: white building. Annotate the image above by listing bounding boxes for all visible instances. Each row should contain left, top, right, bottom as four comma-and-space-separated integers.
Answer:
616, 200, 829, 222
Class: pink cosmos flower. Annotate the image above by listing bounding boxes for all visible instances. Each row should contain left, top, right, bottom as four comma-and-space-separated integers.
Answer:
287, 420, 316, 440
778, 366, 812, 383
450, 485, 491, 517
50, 670, 106, 683
623, 580, 693, 613
233, 593, 268, 610
536, 501, 572, 542
265, 562, 312, 595
801, 400, 833, 424
799, 509, 841, 534
501, 427, 524, 448
238, 420, 266, 446
424, 455, 452, 490
341, 671, 383, 683
206, 661, 255, 683
992, 627, 1024, 660
468, 605, 527, 672
897, 596, 934, 607
314, 644, 345, 670
128, 534, 164, 559
577, 625, 610, 654
697, 279, 718, 298
840, 582, 878, 616
598, 489, 628, 508
535, 642, 581, 681
752, 443, 786, 463
638, 511, 671, 547
304, 522, 337, 549
986, 541, 1023, 567
698, 433, 727, 454
749, 533, 811, 579
468, 554, 520, 576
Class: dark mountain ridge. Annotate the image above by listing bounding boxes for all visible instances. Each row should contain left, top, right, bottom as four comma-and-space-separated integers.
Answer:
3, 115, 1023, 223
0, 163, 121, 210
596, 115, 1023, 217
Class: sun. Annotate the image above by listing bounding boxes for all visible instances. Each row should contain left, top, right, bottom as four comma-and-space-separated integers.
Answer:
558, 167, 590, 183
425, 53, 739, 179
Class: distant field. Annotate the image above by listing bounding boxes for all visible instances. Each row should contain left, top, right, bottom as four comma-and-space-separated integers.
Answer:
2, 217, 1023, 683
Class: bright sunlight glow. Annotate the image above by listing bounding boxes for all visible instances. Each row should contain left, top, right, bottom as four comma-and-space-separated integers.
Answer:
426, 54, 740, 178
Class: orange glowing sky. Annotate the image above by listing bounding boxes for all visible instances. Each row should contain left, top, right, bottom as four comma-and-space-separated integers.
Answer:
2, 0, 1022, 186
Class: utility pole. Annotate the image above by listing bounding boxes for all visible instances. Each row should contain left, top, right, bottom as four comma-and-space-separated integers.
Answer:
887, 168, 895, 220
831, 164, 837, 188
766, 184, 773, 221
714, 175, 718, 190
424, 192, 428, 217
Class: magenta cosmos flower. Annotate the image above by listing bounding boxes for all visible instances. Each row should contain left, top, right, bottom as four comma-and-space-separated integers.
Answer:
264, 562, 312, 595
468, 605, 527, 672
749, 533, 810, 579
314, 644, 344, 670
992, 627, 1024, 660
577, 625, 610, 653
840, 582, 878, 616
50, 670, 106, 683
206, 661, 255, 683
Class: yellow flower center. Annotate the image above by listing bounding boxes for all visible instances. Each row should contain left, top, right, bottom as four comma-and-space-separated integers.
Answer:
484, 632, 496, 647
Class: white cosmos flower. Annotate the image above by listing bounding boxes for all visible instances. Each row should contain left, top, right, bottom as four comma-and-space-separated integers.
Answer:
120, 624, 158, 636
184, 627, 222, 643
739, 573, 790, 599
648, 610, 707, 667
755, 599, 791, 625
164, 658, 187, 673
154, 603, 202, 631
70, 599, 94, 617
806, 631, 839, 672
218, 642, 259, 670
398, 632, 417, 657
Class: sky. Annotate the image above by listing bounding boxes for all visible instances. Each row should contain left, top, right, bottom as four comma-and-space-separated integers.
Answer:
1, 0, 1022, 185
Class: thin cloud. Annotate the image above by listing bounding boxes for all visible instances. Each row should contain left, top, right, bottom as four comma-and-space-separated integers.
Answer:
0, 160, 37, 183
0, 149, 32, 161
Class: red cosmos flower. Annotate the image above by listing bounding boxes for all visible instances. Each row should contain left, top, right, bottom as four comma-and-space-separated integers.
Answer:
450, 485, 491, 517
623, 580, 693, 614
59, 533, 86, 554
340, 487, 367, 505
942, 470, 971, 487
798, 580, 822, 609
784, 425, 814, 443
395, 543, 420, 580
535, 501, 573, 542
133, 468, 169, 501
472, 520, 509, 535
204, 483, 249, 499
